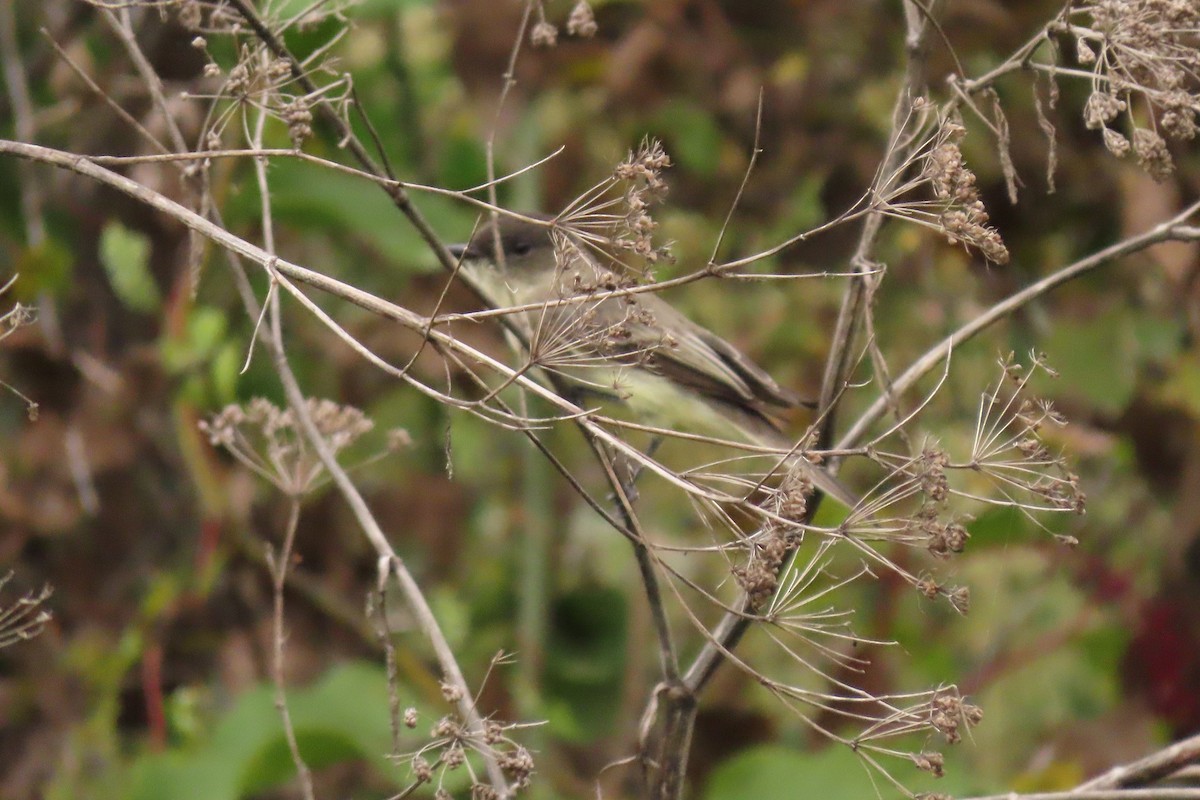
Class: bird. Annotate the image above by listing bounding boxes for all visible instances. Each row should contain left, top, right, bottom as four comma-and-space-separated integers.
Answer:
448, 213, 855, 508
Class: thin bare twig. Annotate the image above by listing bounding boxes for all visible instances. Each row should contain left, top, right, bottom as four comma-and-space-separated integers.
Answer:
249, 102, 317, 800
265, 499, 316, 800
1077, 731, 1200, 791
964, 791, 1200, 800
838, 199, 1200, 450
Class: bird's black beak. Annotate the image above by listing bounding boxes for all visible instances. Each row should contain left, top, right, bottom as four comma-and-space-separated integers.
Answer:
447, 242, 468, 260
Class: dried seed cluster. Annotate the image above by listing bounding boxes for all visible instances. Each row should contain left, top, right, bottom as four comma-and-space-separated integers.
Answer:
923, 122, 1010, 264
530, 0, 598, 47
399, 704, 534, 797
199, 398, 398, 496
167, 0, 351, 155
1070, 0, 1200, 180
732, 526, 791, 609
612, 139, 674, 263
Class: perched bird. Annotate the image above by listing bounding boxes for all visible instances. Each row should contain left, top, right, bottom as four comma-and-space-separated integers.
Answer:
449, 214, 855, 508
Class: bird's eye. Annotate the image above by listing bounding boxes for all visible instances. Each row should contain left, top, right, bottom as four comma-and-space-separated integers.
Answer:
512, 241, 532, 256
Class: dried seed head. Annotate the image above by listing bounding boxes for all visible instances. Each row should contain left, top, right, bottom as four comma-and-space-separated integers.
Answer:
530, 21, 558, 47
922, 123, 1010, 264
1074, 0, 1199, 176
411, 755, 433, 783
498, 745, 536, 788
267, 58, 292, 80
1075, 37, 1096, 64
567, 1, 598, 37
913, 751, 945, 777
1084, 92, 1126, 130
1161, 107, 1197, 141
732, 527, 790, 609
929, 690, 980, 743
777, 468, 813, 521
444, 745, 466, 769
281, 96, 313, 149
947, 585, 970, 615
178, 0, 202, 29
472, 784, 500, 800
483, 719, 504, 744
440, 680, 464, 703
918, 447, 950, 502
432, 716, 460, 739
1102, 127, 1131, 157
1133, 128, 1174, 181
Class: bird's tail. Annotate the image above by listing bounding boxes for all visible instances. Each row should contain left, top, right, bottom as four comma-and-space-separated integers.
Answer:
749, 423, 858, 510
790, 456, 858, 510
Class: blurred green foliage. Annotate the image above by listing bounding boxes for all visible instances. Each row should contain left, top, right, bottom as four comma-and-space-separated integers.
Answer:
129, 662, 407, 800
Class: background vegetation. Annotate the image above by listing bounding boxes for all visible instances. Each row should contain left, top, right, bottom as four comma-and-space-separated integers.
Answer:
1, 1, 1198, 799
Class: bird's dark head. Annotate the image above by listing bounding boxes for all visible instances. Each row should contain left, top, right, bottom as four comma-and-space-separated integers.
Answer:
448, 214, 557, 273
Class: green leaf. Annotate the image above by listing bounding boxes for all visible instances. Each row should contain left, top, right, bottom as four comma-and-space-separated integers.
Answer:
704, 743, 978, 800
130, 750, 237, 800
210, 342, 243, 405
438, 134, 489, 191
543, 585, 628, 740
704, 745, 872, 800
969, 504, 1039, 548
1041, 307, 1136, 417
161, 308, 229, 373
129, 662, 407, 800
231, 159, 476, 274
13, 238, 73, 300
652, 100, 723, 177
100, 223, 160, 312
1160, 358, 1200, 415
279, 0, 434, 17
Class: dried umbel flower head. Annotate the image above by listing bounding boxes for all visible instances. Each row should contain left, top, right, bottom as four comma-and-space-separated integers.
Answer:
199, 398, 376, 496
566, 1, 598, 37
440, 680, 464, 703
530, 20, 558, 47
732, 526, 790, 609
775, 464, 814, 521
928, 690, 982, 744
1083, 92, 1126, 130
912, 750, 945, 778
1102, 127, 1131, 157
279, 96, 313, 149
967, 353, 1087, 517
916, 446, 949, 502
1132, 128, 1174, 182
1160, 95, 1198, 141
498, 745, 536, 787
0, 574, 52, 650
558, 138, 675, 276
472, 783, 500, 800
1069, 0, 1200, 178
410, 755, 433, 783
908, 505, 970, 558
922, 121, 1010, 264
394, 696, 532, 793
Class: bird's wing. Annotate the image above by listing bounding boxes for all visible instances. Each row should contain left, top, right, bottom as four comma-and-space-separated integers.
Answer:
687, 322, 804, 408
609, 295, 803, 410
